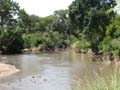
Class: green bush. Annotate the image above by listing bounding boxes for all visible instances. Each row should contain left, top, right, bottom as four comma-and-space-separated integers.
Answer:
99, 36, 112, 54
71, 39, 91, 53
22, 33, 46, 48
0, 29, 24, 54
99, 37, 120, 56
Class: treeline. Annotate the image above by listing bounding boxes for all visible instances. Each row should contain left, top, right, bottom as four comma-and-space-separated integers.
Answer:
0, 0, 71, 54
0, 0, 120, 57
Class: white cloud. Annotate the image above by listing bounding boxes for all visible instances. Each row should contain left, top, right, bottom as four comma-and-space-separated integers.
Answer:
14, 0, 74, 17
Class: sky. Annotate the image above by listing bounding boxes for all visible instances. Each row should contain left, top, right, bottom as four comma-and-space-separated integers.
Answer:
115, 1, 120, 14
14, 0, 74, 17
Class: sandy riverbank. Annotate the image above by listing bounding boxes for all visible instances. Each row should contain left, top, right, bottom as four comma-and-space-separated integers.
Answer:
0, 63, 20, 78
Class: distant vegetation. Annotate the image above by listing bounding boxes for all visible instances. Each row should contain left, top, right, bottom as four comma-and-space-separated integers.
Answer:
0, 0, 120, 57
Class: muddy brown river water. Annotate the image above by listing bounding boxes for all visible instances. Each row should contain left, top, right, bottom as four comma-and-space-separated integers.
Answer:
0, 51, 116, 90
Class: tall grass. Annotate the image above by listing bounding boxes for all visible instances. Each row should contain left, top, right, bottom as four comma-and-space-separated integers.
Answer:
72, 63, 120, 90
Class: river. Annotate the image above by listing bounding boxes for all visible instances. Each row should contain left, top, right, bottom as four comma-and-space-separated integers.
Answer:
0, 51, 116, 90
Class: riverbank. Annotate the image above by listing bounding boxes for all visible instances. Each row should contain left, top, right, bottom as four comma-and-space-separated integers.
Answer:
0, 63, 20, 78
22, 47, 68, 54
71, 47, 120, 62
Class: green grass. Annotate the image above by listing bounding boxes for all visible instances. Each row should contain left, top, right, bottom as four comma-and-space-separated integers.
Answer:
72, 63, 120, 90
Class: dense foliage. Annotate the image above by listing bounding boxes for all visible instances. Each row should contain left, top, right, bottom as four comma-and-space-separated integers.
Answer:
0, 0, 120, 57
69, 0, 117, 53
0, 0, 24, 54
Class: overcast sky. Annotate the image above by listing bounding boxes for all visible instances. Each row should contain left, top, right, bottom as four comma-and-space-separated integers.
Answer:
14, 0, 74, 17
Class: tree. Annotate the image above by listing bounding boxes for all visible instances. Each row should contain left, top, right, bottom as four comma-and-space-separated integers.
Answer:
52, 10, 68, 33
39, 15, 55, 32
0, 0, 19, 30
18, 9, 41, 33
0, 0, 24, 54
69, 0, 116, 53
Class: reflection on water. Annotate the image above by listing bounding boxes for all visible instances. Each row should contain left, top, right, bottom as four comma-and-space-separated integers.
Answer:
0, 51, 116, 90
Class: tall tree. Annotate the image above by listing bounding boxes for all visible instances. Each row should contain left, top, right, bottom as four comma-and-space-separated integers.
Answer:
18, 9, 41, 33
0, 0, 24, 54
69, 0, 116, 52
52, 10, 69, 38
0, 0, 19, 30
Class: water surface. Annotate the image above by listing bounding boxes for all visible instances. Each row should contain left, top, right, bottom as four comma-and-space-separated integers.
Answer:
0, 51, 115, 90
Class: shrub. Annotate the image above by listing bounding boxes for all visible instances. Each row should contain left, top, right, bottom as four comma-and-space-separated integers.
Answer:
99, 37, 120, 56
71, 39, 91, 53
0, 29, 24, 54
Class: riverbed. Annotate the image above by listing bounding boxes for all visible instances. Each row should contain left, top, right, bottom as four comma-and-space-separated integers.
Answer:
0, 51, 116, 90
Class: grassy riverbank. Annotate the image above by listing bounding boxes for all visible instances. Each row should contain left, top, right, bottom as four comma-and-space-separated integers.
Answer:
72, 64, 120, 90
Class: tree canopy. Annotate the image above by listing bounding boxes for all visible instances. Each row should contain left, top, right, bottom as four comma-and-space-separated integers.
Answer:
69, 0, 117, 53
